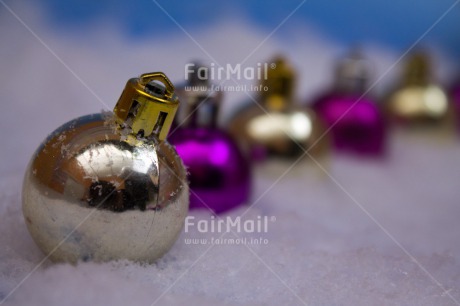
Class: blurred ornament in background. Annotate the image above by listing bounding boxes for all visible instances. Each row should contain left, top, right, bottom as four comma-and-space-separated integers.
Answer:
384, 52, 454, 132
169, 62, 251, 214
22, 72, 189, 264
311, 50, 387, 156
227, 56, 329, 161
451, 81, 460, 128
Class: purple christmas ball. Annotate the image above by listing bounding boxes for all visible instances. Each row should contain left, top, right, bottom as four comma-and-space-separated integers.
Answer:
452, 84, 460, 117
169, 127, 251, 214
312, 93, 387, 156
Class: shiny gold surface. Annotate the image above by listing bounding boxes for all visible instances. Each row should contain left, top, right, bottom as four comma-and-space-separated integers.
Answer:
23, 114, 188, 263
387, 85, 449, 122
227, 56, 329, 159
385, 53, 452, 126
114, 72, 179, 140
228, 105, 329, 158
22, 71, 188, 264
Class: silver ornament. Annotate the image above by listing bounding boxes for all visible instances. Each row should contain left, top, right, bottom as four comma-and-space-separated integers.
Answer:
22, 72, 189, 263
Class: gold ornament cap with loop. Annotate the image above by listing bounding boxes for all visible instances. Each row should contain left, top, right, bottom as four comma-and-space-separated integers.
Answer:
114, 72, 179, 141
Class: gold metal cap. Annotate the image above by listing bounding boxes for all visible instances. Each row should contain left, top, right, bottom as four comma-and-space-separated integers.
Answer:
403, 52, 430, 86
114, 72, 179, 141
261, 56, 295, 110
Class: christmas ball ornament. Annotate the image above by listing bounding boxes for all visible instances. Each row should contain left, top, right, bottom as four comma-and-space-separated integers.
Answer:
22, 72, 189, 263
452, 83, 460, 105
227, 56, 329, 161
312, 50, 387, 156
451, 82, 460, 123
169, 63, 251, 214
385, 52, 452, 127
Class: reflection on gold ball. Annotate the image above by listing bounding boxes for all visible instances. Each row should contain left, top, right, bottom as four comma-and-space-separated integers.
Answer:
228, 103, 329, 160
23, 116, 188, 264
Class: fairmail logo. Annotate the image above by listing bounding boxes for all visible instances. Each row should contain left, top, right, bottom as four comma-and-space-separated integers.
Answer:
185, 62, 273, 82
184, 215, 276, 233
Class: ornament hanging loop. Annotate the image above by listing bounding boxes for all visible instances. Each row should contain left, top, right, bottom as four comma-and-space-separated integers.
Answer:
139, 72, 175, 100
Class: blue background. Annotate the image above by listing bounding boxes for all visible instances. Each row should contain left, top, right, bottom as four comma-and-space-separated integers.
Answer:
22, 0, 460, 57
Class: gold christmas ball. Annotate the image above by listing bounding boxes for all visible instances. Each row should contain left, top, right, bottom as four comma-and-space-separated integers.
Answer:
228, 102, 329, 159
385, 52, 452, 126
22, 72, 189, 263
227, 56, 329, 160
